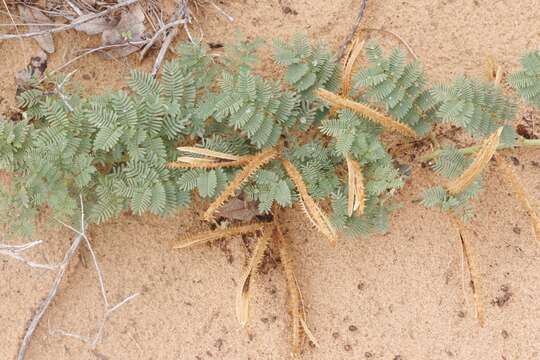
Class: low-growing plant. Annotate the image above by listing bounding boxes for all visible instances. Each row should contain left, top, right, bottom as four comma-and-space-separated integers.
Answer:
1, 35, 539, 357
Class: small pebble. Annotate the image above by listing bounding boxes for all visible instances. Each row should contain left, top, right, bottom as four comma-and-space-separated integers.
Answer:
349, 325, 358, 332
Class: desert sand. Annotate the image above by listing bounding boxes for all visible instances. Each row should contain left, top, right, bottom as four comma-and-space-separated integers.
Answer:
1, 1, 540, 359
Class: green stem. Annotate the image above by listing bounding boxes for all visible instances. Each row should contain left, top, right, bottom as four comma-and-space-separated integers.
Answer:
420, 138, 540, 162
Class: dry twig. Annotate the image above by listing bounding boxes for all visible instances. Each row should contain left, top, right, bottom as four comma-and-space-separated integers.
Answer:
337, 0, 368, 60
16, 196, 138, 360
0, 240, 57, 271
151, 0, 192, 77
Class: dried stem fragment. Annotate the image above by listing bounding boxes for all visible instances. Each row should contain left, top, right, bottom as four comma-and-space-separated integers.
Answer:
446, 128, 502, 195
177, 146, 242, 161
450, 215, 486, 327
236, 226, 271, 326
495, 156, 540, 243
282, 159, 338, 245
274, 220, 303, 357
203, 148, 278, 221
316, 88, 418, 138
345, 154, 365, 216
342, 35, 365, 98
174, 223, 265, 249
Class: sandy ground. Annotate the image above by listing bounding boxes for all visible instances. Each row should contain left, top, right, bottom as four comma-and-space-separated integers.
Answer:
1, 0, 540, 359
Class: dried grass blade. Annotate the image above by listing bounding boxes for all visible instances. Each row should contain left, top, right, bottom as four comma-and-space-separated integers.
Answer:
204, 148, 278, 221
177, 146, 241, 161
283, 159, 338, 245
167, 156, 254, 169
274, 221, 303, 357
176, 156, 219, 164
316, 88, 418, 138
345, 154, 365, 216
174, 223, 264, 249
495, 156, 540, 243
292, 272, 319, 349
485, 56, 503, 85
236, 226, 271, 326
447, 128, 502, 195
342, 35, 365, 98
450, 215, 486, 327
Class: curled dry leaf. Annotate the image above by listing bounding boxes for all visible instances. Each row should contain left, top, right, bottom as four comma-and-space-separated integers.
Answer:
17, 5, 55, 53
101, 5, 146, 57
15, 51, 48, 94
215, 197, 261, 222
236, 227, 270, 326
75, 16, 116, 35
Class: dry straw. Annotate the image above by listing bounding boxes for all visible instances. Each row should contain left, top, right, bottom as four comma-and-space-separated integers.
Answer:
203, 148, 278, 221
446, 128, 502, 195
495, 156, 540, 243
236, 226, 271, 326
341, 35, 365, 98
282, 159, 338, 245
316, 88, 418, 138
345, 154, 366, 216
451, 215, 486, 327
274, 220, 303, 357
174, 223, 265, 249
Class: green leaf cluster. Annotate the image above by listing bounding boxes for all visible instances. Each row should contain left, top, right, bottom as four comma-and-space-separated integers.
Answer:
1, 36, 535, 238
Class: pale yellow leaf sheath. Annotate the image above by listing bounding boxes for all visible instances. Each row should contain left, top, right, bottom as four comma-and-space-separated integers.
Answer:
446, 128, 502, 195
236, 226, 271, 326
282, 159, 338, 245
316, 88, 418, 138
495, 156, 540, 243
204, 148, 278, 222
274, 221, 303, 357
450, 216, 486, 327
345, 154, 365, 216
174, 223, 265, 249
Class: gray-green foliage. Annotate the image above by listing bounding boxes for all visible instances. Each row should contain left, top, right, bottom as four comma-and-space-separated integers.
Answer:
420, 146, 482, 220
432, 76, 516, 140
0, 35, 534, 238
353, 41, 437, 135
509, 50, 540, 108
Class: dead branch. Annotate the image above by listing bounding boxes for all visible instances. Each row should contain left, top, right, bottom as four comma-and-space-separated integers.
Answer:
17, 196, 138, 359
17, 232, 84, 360
151, 0, 192, 77
48, 40, 149, 77
0, 0, 139, 42
208, 1, 234, 22
139, 18, 185, 61
0, 240, 57, 271
337, 0, 368, 60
